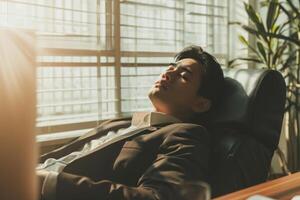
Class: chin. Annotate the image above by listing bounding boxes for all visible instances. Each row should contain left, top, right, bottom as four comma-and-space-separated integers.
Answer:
148, 88, 164, 103
148, 87, 160, 100
148, 91, 169, 113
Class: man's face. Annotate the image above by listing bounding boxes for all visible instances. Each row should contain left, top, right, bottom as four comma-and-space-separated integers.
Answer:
148, 58, 205, 119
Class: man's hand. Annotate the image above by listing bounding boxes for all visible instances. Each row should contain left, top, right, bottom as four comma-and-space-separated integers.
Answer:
36, 170, 49, 199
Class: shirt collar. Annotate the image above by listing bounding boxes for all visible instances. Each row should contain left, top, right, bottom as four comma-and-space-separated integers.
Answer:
131, 112, 181, 128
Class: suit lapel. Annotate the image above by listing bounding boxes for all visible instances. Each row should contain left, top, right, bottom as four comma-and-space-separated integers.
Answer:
74, 122, 174, 160
70, 126, 158, 164
40, 118, 131, 162
77, 119, 131, 142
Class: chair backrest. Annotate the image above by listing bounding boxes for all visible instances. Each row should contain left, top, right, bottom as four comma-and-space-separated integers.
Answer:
208, 68, 286, 197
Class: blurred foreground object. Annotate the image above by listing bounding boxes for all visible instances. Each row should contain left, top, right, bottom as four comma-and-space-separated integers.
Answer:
0, 28, 37, 200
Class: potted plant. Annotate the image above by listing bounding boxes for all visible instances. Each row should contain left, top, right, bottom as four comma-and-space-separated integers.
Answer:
230, 0, 300, 173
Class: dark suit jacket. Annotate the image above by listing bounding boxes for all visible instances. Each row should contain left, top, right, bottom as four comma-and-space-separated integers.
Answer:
40, 117, 210, 200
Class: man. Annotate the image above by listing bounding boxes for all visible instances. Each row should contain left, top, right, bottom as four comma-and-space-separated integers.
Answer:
37, 45, 224, 200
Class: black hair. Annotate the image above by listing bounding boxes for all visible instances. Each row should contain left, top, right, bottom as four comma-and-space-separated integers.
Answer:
175, 45, 224, 107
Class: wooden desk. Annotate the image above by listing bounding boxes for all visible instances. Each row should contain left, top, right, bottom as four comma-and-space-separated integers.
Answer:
214, 172, 300, 200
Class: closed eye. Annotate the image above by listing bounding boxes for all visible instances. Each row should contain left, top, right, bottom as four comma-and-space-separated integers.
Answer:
180, 71, 189, 80
166, 63, 176, 72
169, 62, 177, 67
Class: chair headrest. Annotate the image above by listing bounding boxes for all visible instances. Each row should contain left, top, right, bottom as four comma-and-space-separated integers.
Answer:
210, 68, 286, 150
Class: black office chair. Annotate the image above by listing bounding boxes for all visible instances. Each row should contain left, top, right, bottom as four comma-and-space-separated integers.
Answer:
207, 68, 286, 197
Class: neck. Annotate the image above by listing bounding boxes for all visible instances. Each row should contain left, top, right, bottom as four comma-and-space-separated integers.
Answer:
153, 107, 192, 123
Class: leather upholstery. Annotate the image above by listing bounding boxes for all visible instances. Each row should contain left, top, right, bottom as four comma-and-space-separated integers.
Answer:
208, 69, 286, 197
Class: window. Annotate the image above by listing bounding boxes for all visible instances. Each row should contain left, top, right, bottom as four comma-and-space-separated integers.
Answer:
0, 0, 241, 136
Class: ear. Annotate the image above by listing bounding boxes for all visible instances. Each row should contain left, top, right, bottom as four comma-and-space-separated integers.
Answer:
192, 96, 211, 113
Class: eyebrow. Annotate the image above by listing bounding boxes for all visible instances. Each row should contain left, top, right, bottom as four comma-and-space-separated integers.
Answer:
169, 62, 193, 74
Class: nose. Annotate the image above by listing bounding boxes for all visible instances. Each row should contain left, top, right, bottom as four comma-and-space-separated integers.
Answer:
161, 66, 175, 81
161, 72, 170, 81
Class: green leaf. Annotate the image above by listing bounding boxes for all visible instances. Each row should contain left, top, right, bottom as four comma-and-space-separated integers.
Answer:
229, 21, 242, 26
273, 41, 288, 65
279, 3, 293, 20
267, 0, 279, 31
244, 2, 267, 37
242, 25, 259, 35
237, 33, 262, 57
228, 57, 263, 68
238, 35, 249, 46
244, 2, 260, 25
260, 1, 270, 7
280, 53, 297, 71
272, 24, 280, 33
272, 2, 280, 24
235, 57, 263, 63
286, 0, 300, 17
270, 38, 277, 53
257, 41, 267, 62
241, 26, 300, 47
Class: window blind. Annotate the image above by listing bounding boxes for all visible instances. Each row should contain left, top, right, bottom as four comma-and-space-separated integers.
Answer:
0, 0, 234, 135
119, 0, 229, 115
